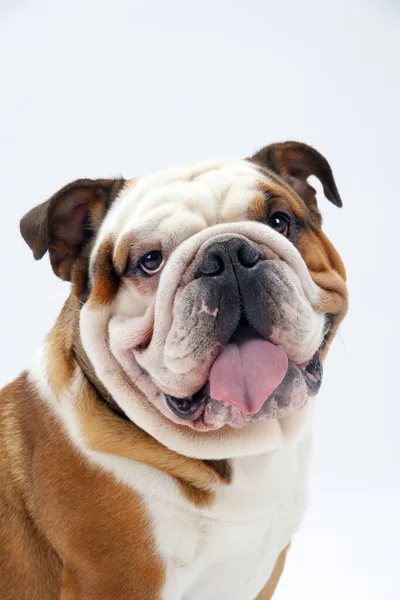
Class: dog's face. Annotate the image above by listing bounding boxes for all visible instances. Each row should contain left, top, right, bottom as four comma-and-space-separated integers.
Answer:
21, 142, 347, 458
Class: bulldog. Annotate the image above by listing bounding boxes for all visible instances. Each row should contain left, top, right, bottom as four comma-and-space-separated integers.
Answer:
0, 142, 348, 600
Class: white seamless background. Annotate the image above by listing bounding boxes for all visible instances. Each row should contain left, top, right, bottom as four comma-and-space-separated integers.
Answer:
1, 1, 399, 598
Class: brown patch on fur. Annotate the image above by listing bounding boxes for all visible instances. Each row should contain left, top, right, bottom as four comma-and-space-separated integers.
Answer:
247, 190, 270, 222
297, 228, 348, 355
203, 459, 232, 483
0, 374, 165, 599
88, 237, 121, 307
176, 481, 215, 507
256, 544, 290, 599
46, 301, 77, 398
113, 230, 133, 274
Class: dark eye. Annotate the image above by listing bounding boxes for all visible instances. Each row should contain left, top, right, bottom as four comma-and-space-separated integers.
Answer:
139, 250, 164, 274
268, 212, 291, 237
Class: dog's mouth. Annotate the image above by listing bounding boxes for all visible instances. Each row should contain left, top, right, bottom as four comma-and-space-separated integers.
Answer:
165, 320, 322, 425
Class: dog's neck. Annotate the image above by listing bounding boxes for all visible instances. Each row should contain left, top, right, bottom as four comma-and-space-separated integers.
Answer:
47, 295, 127, 418
72, 326, 130, 423
45, 295, 231, 505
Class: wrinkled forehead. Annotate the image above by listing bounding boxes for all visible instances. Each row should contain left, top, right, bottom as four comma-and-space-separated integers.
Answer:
93, 158, 270, 258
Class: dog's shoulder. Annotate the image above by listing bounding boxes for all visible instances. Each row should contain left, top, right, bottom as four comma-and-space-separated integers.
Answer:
0, 374, 35, 492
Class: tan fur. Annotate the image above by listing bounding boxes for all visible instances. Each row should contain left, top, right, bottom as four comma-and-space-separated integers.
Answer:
113, 230, 133, 274
89, 238, 121, 307
46, 301, 77, 397
0, 375, 165, 599
256, 544, 290, 600
297, 229, 347, 355
247, 176, 348, 356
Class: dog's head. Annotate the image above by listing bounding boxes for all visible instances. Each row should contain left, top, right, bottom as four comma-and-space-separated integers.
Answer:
21, 142, 347, 458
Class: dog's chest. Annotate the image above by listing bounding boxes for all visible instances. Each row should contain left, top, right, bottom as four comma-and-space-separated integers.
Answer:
134, 439, 311, 600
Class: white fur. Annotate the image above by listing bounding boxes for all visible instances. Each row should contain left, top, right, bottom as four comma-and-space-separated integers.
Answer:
158, 442, 311, 600
28, 350, 313, 599
91, 158, 265, 274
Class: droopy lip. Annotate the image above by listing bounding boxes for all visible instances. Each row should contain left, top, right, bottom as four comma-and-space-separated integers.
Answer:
164, 347, 323, 423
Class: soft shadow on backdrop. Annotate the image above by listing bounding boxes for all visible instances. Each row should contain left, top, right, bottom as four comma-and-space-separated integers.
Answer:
1, 1, 399, 598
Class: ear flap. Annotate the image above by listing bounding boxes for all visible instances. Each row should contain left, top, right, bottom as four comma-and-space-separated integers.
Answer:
250, 141, 342, 209
20, 178, 125, 281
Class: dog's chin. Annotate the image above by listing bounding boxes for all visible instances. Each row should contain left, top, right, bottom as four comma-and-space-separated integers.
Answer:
160, 325, 323, 432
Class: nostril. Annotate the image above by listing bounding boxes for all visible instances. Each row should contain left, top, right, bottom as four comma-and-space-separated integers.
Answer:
199, 239, 260, 277
200, 251, 225, 276
237, 244, 261, 268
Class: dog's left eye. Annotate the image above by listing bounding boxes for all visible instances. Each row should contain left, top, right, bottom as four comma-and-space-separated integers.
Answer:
268, 212, 291, 237
139, 250, 164, 275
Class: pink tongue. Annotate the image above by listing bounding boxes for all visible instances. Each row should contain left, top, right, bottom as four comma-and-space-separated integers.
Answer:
209, 338, 288, 414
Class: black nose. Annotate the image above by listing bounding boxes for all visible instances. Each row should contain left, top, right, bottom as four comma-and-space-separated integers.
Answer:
199, 238, 261, 277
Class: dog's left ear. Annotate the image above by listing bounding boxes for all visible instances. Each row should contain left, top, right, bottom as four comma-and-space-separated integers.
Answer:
20, 178, 125, 281
249, 141, 342, 209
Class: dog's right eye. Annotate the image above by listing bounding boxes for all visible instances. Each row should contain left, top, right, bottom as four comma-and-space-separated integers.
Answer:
139, 250, 164, 275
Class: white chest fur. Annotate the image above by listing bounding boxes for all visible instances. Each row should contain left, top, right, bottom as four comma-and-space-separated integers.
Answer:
29, 354, 312, 599
94, 435, 312, 600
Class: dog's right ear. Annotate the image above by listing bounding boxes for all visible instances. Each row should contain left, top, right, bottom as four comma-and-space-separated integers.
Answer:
20, 178, 125, 281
